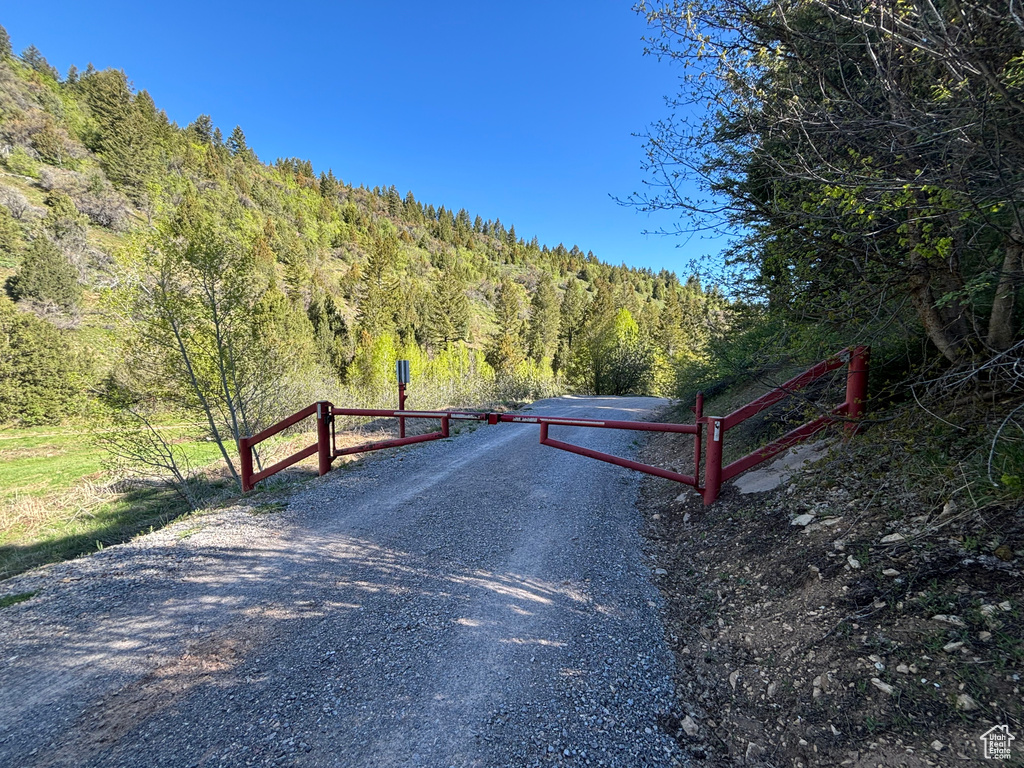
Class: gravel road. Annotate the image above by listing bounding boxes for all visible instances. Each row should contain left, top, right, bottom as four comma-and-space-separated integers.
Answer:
0, 396, 687, 768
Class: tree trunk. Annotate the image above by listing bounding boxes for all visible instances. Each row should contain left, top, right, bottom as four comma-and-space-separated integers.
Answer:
987, 227, 1024, 351
907, 251, 966, 364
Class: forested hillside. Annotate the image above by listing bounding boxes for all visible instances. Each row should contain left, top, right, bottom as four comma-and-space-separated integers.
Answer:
0, 25, 724, 490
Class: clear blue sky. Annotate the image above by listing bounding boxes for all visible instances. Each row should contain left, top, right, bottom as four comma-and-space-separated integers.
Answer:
3, 2, 730, 276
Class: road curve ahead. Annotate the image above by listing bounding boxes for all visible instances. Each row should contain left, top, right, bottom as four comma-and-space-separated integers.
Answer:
0, 396, 686, 768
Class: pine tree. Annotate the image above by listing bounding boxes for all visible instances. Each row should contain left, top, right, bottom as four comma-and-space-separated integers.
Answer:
486, 279, 527, 373
21, 46, 58, 79
319, 169, 339, 198
402, 191, 421, 223
557, 279, 589, 351
435, 206, 455, 242
0, 295, 92, 425
385, 186, 402, 217
227, 125, 248, 157
0, 25, 10, 58
4, 237, 82, 310
426, 259, 470, 347
32, 119, 66, 166
357, 223, 400, 336
526, 274, 560, 364
657, 285, 686, 357
308, 291, 350, 375
189, 114, 214, 144
43, 191, 88, 252
567, 279, 617, 394
81, 70, 158, 195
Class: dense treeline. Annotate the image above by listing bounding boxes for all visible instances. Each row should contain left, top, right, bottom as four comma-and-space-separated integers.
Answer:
0, 28, 723, 492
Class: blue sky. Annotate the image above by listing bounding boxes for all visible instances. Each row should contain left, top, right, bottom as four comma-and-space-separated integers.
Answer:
3, 2, 731, 276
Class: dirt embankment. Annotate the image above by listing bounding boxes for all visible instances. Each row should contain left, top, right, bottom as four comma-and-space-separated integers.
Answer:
638, 430, 1022, 767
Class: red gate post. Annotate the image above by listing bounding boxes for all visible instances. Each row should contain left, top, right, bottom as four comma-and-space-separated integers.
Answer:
238, 435, 254, 493
702, 417, 724, 505
844, 346, 869, 435
316, 401, 333, 476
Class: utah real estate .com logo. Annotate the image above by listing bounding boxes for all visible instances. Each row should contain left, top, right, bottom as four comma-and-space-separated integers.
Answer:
980, 725, 1015, 761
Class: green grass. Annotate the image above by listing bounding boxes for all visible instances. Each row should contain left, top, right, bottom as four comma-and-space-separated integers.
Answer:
250, 501, 288, 515
0, 591, 37, 609
0, 426, 110, 500
175, 524, 204, 540
0, 423, 230, 579
0, 482, 211, 579
0, 424, 224, 500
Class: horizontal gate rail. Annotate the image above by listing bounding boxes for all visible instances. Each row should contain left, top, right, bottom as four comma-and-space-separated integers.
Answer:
499, 414, 700, 433
539, 422, 699, 486
721, 353, 849, 431
720, 404, 847, 482
331, 407, 454, 458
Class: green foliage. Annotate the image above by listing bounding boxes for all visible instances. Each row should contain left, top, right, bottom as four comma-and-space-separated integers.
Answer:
112, 191, 324, 488
425, 255, 470, 348
0, 42, 731, 452
4, 236, 82, 310
357, 221, 401, 337
0, 592, 37, 608
0, 205, 23, 267
31, 117, 67, 165
20, 45, 58, 80
308, 291, 350, 376
526, 274, 560, 364
635, 0, 1024, 368
568, 304, 664, 396
227, 125, 248, 157
487, 278, 528, 374
80, 69, 160, 197
0, 25, 10, 59
43, 190, 88, 249
0, 295, 92, 424
4, 147, 39, 177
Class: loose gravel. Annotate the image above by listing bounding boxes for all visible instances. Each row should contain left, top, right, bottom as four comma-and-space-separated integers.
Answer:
0, 396, 687, 768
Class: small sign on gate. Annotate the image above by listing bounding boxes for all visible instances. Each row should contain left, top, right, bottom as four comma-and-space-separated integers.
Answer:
396, 359, 411, 385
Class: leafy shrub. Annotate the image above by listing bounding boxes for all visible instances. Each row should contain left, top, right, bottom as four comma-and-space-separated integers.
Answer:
3, 146, 38, 177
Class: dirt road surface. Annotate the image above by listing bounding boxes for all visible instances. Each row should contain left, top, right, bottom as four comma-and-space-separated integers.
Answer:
0, 396, 687, 767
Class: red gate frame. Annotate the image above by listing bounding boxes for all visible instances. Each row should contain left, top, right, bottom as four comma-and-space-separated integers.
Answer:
699, 345, 869, 504
237, 347, 869, 504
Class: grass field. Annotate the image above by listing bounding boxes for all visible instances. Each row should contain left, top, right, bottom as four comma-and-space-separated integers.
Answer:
0, 424, 228, 579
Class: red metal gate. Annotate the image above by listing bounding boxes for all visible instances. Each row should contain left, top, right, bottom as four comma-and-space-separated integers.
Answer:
237, 346, 868, 505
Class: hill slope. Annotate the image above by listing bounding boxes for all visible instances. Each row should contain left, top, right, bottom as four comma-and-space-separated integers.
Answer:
0, 30, 723, 433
